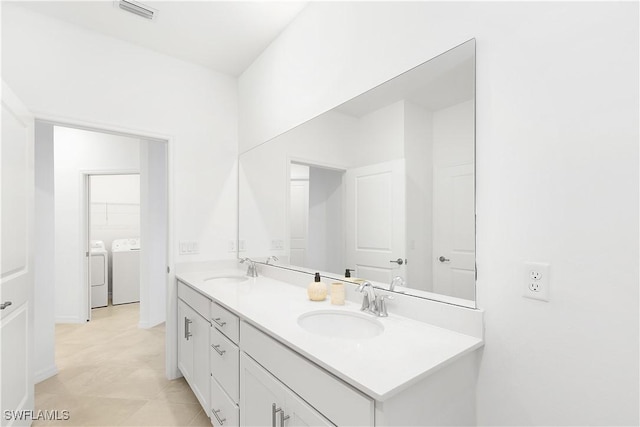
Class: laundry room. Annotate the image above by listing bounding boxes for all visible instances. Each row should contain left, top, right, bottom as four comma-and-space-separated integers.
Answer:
89, 173, 140, 308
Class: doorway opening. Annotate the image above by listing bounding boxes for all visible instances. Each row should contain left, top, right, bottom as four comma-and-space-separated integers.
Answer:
35, 122, 169, 331
87, 173, 141, 318
289, 161, 345, 273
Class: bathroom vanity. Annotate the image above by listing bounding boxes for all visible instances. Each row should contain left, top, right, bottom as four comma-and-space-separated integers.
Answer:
176, 267, 483, 426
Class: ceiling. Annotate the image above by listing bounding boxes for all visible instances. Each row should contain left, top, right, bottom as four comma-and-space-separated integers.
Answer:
11, 1, 307, 76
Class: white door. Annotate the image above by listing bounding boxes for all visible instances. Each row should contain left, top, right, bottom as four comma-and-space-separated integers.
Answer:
289, 180, 308, 267
1, 82, 34, 426
345, 159, 405, 284
432, 163, 475, 300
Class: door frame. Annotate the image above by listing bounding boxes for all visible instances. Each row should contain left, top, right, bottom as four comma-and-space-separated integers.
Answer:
34, 113, 178, 380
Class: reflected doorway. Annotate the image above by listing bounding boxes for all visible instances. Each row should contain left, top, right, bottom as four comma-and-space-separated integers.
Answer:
289, 162, 345, 273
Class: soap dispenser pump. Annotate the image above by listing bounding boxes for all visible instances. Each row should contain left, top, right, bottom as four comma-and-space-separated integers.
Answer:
345, 269, 354, 278
307, 272, 327, 301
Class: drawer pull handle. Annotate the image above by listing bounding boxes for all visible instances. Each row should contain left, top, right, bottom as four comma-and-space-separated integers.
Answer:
272, 404, 282, 427
281, 412, 290, 427
184, 317, 192, 340
212, 344, 226, 356
212, 317, 227, 328
211, 408, 226, 425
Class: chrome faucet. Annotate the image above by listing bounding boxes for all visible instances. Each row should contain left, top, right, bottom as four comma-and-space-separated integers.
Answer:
390, 276, 406, 292
240, 257, 258, 277
357, 281, 391, 317
266, 255, 278, 265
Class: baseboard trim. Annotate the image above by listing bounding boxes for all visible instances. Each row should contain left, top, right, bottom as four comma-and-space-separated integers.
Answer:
34, 365, 58, 383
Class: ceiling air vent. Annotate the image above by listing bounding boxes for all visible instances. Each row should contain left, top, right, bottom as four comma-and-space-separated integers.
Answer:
116, 0, 157, 21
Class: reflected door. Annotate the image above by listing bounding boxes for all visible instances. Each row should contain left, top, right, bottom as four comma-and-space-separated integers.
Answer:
1, 82, 34, 426
346, 159, 405, 283
433, 163, 475, 299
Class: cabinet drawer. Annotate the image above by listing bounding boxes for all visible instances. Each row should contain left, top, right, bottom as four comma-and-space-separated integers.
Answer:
210, 376, 239, 427
210, 326, 239, 403
240, 322, 374, 426
211, 302, 240, 344
178, 281, 210, 320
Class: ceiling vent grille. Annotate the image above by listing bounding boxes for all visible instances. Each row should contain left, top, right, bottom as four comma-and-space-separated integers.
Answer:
116, 0, 157, 21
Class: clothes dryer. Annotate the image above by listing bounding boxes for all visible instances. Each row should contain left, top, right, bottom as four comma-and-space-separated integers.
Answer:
90, 240, 108, 308
111, 238, 140, 305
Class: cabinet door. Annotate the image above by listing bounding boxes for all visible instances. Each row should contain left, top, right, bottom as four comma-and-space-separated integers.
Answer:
240, 354, 333, 427
240, 353, 285, 427
178, 300, 194, 382
192, 312, 210, 411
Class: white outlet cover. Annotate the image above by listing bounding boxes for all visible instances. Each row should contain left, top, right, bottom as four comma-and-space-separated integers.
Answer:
523, 262, 550, 301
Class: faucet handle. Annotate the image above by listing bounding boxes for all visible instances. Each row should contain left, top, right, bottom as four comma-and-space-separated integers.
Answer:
376, 294, 393, 317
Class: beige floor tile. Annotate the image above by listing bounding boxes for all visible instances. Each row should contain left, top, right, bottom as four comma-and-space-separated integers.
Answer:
155, 378, 201, 404
188, 409, 213, 427
119, 400, 202, 426
36, 303, 203, 427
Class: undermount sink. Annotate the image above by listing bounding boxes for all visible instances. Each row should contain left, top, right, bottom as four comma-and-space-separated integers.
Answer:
297, 310, 384, 339
203, 275, 248, 284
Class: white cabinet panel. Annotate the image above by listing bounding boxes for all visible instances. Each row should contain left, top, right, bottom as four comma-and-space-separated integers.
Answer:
240, 353, 333, 427
210, 326, 239, 404
211, 302, 240, 344
178, 298, 210, 412
211, 376, 239, 427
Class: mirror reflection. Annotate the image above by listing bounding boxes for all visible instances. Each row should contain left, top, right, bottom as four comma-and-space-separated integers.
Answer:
239, 39, 475, 307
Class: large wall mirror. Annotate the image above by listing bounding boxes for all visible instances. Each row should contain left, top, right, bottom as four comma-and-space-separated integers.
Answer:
239, 39, 476, 308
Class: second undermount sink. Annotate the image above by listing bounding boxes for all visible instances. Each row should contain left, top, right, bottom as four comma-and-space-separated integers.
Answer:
297, 310, 384, 339
204, 275, 248, 284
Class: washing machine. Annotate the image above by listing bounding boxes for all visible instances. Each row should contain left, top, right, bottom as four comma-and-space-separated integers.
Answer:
90, 240, 108, 308
111, 237, 140, 305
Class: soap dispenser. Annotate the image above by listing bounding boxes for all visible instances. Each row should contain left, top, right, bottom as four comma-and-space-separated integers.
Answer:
307, 272, 327, 301
345, 269, 354, 279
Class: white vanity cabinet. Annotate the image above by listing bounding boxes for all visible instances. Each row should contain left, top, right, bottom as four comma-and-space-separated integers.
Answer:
177, 281, 211, 413
240, 353, 333, 427
175, 275, 482, 427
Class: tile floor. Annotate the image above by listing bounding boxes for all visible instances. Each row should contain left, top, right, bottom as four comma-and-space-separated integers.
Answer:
35, 303, 210, 426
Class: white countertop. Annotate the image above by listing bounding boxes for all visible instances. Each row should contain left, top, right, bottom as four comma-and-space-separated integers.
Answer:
177, 269, 483, 401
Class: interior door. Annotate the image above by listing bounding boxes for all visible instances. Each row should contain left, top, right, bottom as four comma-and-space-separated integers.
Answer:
345, 159, 405, 284
1, 82, 35, 426
432, 162, 475, 300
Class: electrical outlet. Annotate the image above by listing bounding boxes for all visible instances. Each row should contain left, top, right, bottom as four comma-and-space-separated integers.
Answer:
229, 240, 236, 252
271, 239, 284, 250
523, 262, 550, 301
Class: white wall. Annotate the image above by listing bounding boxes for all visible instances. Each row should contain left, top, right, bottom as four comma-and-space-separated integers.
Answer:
2, 4, 238, 263
33, 122, 56, 382
2, 3, 238, 379
307, 167, 343, 273
139, 140, 168, 329
404, 101, 433, 291
239, 2, 639, 426
54, 126, 140, 322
